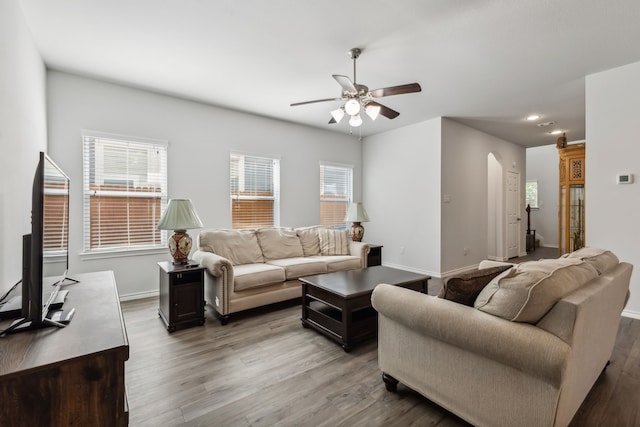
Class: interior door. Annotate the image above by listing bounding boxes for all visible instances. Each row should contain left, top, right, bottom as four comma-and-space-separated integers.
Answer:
506, 171, 520, 258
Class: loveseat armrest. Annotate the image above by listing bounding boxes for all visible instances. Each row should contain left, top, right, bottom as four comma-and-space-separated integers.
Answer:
349, 241, 370, 267
371, 284, 570, 386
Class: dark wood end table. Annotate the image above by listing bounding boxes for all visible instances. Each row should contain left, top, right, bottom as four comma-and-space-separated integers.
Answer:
158, 261, 206, 332
300, 266, 430, 351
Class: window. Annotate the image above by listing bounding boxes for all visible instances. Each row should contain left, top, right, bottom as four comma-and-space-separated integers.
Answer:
230, 152, 280, 229
526, 180, 539, 209
320, 162, 353, 227
82, 132, 168, 253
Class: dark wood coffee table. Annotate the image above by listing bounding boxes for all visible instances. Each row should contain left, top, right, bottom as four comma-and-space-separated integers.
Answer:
300, 266, 430, 351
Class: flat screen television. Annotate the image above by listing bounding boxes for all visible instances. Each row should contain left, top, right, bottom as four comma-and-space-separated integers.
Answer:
4, 152, 75, 334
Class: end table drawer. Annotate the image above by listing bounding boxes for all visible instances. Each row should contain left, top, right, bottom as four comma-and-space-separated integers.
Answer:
173, 270, 201, 284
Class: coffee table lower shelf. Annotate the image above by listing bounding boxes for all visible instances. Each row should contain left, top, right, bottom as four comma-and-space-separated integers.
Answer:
302, 297, 377, 351
300, 267, 429, 352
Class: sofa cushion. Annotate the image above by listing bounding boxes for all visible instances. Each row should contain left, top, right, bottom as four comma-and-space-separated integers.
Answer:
310, 255, 362, 272
438, 265, 512, 306
318, 228, 350, 256
474, 258, 599, 323
561, 247, 619, 275
233, 263, 286, 291
257, 228, 304, 261
295, 226, 323, 256
266, 257, 327, 280
198, 229, 264, 266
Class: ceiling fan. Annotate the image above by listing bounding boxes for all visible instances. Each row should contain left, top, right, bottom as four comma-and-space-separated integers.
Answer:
290, 47, 421, 127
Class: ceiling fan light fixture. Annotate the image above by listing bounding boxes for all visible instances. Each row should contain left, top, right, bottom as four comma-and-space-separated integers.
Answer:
331, 108, 345, 123
349, 114, 362, 127
344, 99, 361, 116
365, 104, 381, 120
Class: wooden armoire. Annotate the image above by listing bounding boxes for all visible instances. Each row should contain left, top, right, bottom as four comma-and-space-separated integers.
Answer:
557, 142, 586, 255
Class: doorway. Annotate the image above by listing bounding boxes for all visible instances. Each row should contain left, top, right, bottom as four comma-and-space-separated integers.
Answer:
506, 170, 520, 259
487, 154, 521, 261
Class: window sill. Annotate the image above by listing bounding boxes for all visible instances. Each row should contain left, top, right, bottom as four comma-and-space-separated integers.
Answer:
79, 246, 167, 261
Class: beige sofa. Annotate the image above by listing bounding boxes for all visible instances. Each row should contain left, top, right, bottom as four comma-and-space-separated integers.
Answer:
192, 226, 370, 324
372, 248, 632, 427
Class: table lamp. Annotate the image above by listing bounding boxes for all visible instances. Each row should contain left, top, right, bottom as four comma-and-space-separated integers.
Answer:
157, 199, 204, 264
344, 202, 369, 242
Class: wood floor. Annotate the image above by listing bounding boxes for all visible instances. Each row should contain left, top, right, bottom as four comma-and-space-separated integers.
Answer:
122, 290, 640, 426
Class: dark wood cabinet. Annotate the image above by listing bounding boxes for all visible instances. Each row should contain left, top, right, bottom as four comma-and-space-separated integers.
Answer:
158, 261, 205, 332
0, 271, 129, 426
367, 244, 383, 267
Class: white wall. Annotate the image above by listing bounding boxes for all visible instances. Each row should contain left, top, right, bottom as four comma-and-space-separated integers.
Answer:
441, 118, 526, 272
46, 71, 362, 298
362, 117, 525, 277
0, 1, 47, 296
586, 60, 640, 319
363, 118, 442, 276
526, 144, 559, 248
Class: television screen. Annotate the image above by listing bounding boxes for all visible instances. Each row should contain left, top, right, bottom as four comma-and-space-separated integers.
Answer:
2, 152, 73, 334
42, 153, 70, 279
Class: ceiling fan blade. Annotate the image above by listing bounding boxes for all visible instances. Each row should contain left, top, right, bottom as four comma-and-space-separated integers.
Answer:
370, 83, 422, 98
368, 101, 400, 119
332, 75, 357, 94
290, 97, 342, 107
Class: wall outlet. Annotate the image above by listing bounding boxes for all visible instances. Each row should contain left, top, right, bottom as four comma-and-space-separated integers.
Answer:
463, 247, 469, 256
400, 246, 405, 255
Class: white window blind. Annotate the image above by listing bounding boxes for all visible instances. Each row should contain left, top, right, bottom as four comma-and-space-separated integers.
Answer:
82, 132, 168, 253
320, 162, 353, 227
230, 152, 280, 229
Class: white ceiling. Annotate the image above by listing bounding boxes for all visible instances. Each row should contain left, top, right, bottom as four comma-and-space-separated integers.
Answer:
19, 0, 640, 148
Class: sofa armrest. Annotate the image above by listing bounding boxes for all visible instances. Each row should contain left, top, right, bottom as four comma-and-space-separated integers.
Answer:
371, 284, 570, 386
349, 241, 370, 267
192, 250, 233, 280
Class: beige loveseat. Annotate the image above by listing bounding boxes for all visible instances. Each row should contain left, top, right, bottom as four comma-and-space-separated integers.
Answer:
192, 227, 370, 324
372, 248, 632, 427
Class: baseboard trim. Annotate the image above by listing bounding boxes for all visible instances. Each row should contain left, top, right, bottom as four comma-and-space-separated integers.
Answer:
440, 264, 479, 279
622, 309, 640, 320
119, 289, 159, 302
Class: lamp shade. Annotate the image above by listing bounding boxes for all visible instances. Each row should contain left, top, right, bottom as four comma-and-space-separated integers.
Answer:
157, 199, 204, 231
365, 103, 381, 120
344, 202, 369, 223
348, 114, 363, 127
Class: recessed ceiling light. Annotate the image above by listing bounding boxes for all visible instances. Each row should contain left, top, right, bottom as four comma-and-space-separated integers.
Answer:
526, 115, 540, 121
549, 130, 564, 135
537, 121, 556, 127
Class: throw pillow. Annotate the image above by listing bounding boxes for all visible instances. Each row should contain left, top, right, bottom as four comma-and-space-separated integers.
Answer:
474, 258, 599, 323
438, 265, 512, 306
295, 225, 323, 256
561, 247, 619, 275
318, 228, 350, 256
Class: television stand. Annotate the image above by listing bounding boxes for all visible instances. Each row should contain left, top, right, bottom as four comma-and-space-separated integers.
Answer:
0, 296, 21, 319
0, 271, 129, 426
3, 306, 75, 334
